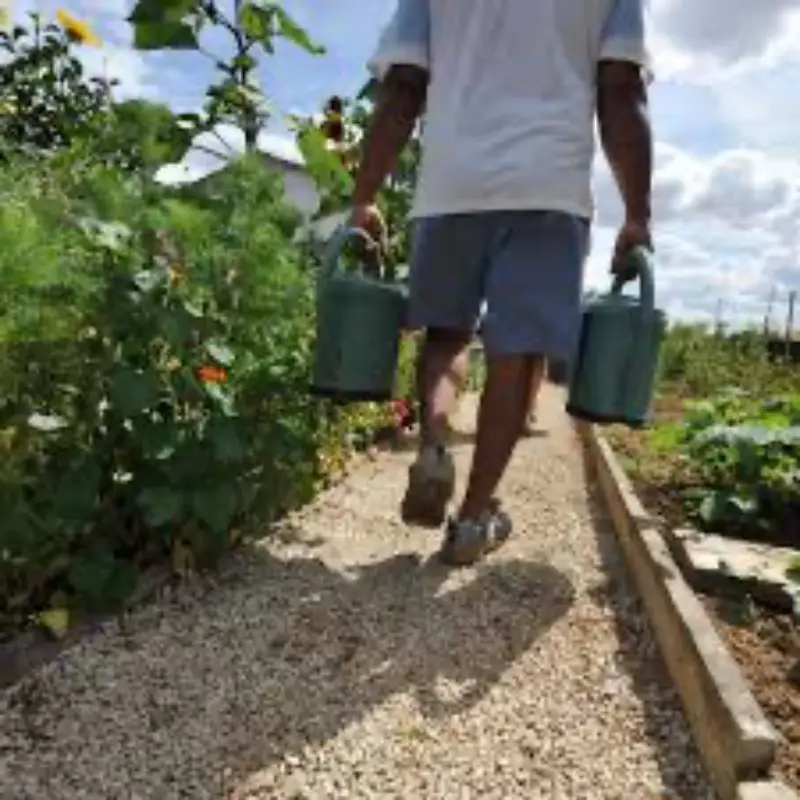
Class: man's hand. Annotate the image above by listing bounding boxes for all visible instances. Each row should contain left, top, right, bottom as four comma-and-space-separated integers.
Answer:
612, 218, 652, 278
350, 203, 389, 255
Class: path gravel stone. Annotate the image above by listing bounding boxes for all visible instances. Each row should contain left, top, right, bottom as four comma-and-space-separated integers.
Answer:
0, 387, 714, 799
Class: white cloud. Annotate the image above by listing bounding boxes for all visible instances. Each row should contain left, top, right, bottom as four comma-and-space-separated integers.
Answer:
649, 0, 800, 81
588, 142, 800, 328
581, 1, 800, 328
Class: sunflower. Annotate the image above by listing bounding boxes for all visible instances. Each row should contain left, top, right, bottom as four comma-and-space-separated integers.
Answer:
56, 9, 101, 46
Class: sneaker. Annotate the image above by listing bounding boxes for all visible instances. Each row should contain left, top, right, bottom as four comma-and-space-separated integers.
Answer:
400, 445, 456, 528
439, 503, 513, 566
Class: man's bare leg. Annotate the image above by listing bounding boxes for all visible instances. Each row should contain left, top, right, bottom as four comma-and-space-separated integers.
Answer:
417, 328, 471, 447
522, 355, 546, 435
458, 354, 534, 522
401, 328, 470, 527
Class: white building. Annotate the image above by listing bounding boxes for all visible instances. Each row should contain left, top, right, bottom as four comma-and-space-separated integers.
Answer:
154, 125, 347, 243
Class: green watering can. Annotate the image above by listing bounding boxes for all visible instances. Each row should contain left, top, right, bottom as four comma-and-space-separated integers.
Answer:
310, 226, 409, 402
566, 247, 666, 428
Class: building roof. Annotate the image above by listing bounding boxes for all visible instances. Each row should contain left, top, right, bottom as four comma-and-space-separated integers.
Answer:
154, 126, 306, 187
258, 132, 305, 168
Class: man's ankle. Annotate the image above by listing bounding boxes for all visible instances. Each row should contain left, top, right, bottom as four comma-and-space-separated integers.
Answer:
419, 431, 448, 454
417, 441, 449, 464
457, 496, 500, 522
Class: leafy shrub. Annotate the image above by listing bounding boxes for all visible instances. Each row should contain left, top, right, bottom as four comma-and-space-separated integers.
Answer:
659, 323, 796, 398
678, 391, 800, 540
0, 152, 397, 633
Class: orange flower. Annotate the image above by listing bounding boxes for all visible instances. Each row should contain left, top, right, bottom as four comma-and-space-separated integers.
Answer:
197, 365, 228, 384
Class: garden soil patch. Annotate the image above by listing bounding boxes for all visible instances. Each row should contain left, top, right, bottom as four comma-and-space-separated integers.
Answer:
704, 600, 800, 792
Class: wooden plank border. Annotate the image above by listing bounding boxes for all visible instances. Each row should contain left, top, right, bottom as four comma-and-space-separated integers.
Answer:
579, 421, 795, 800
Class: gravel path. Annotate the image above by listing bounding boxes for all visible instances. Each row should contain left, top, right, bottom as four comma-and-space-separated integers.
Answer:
0, 387, 714, 799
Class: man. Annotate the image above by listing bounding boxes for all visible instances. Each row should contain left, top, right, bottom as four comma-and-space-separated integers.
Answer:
351, 0, 653, 566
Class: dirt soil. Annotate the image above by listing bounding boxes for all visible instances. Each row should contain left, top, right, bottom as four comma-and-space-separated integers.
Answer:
705, 599, 800, 791
606, 404, 800, 794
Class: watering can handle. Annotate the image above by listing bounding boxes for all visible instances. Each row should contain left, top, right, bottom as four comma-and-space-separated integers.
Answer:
321, 225, 393, 281
611, 246, 655, 313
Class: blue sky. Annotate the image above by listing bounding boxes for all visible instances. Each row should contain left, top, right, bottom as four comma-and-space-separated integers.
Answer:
14, 0, 800, 329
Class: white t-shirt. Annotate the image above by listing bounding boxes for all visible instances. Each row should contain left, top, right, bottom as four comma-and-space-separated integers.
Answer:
368, 0, 650, 220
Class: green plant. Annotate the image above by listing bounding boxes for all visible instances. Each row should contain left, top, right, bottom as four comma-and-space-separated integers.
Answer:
101, 99, 193, 175
0, 12, 111, 160
295, 90, 422, 268
679, 392, 800, 537
128, 0, 323, 149
0, 151, 400, 635
659, 323, 796, 398
0, 2, 417, 639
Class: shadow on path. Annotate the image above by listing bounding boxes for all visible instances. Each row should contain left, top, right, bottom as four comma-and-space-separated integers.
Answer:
221, 548, 575, 790
4, 545, 574, 797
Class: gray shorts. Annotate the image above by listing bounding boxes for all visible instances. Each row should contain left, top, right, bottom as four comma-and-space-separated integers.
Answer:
408, 210, 590, 359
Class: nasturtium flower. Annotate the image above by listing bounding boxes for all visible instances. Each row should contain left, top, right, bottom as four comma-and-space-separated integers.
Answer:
197, 365, 228, 384
56, 9, 101, 46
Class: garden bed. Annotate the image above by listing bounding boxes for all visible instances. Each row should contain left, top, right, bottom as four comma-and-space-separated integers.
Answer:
606, 391, 800, 793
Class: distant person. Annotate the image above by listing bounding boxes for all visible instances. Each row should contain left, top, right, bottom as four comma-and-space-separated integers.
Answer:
350, 0, 653, 565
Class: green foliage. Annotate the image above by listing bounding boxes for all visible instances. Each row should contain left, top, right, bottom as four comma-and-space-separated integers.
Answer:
613, 324, 799, 545
0, 13, 112, 160
0, 1, 418, 638
659, 322, 796, 398
679, 392, 800, 535
656, 325, 799, 537
0, 152, 398, 635
0, 14, 190, 174
295, 92, 421, 267
128, 0, 324, 147
102, 99, 193, 174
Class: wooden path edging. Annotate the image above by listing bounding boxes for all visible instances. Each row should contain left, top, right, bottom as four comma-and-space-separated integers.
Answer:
579, 421, 796, 800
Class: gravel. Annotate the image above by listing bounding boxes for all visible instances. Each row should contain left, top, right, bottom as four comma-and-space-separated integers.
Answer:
0, 387, 714, 799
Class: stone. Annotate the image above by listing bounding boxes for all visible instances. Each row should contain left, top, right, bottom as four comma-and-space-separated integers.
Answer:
737, 780, 799, 800
670, 528, 800, 612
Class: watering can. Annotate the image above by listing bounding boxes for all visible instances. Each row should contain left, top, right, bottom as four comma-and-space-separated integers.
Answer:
566, 247, 666, 428
310, 226, 409, 402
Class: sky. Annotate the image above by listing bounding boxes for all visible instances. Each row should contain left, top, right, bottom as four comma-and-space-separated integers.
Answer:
12, 0, 800, 330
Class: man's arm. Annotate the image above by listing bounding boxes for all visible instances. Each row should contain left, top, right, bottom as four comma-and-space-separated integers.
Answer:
596, 61, 652, 227
352, 65, 428, 206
